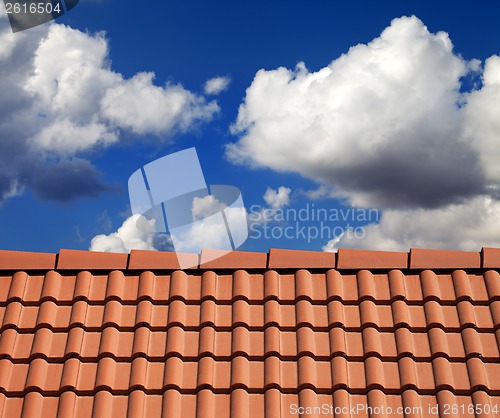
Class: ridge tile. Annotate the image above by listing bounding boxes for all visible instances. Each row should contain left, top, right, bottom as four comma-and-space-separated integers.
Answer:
0, 250, 56, 271
200, 250, 267, 269
129, 250, 199, 270
337, 249, 408, 269
268, 249, 335, 269
482, 247, 500, 269
57, 249, 128, 270
409, 249, 481, 269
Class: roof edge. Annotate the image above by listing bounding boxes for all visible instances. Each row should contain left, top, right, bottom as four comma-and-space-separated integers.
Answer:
0, 247, 498, 272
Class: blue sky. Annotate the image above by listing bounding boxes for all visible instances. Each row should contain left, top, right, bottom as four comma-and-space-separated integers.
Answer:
0, 0, 499, 254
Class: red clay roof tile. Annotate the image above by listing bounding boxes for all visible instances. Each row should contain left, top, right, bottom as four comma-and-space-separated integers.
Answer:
482, 247, 500, 269
57, 249, 128, 270
409, 248, 481, 269
337, 249, 408, 269
1, 247, 500, 417
128, 250, 199, 270
268, 248, 335, 269
0, 250, 56, 271
200, 249, 267, 269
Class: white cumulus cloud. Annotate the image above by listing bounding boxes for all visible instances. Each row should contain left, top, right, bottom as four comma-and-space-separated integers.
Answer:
0, 14, 220, 202
171, 196, 247, 253
227, 15, 500, 251
204, 76, 231, 95
26, 24, 219, 154
462, 56, 500, 185
170, 214, 233, 253
91, 195, 249, 254
324, 196, 500, 252
90, 214, 157, 253
263, 186, 292, 209
228, 16, 493, 210
191, 195, 229, 221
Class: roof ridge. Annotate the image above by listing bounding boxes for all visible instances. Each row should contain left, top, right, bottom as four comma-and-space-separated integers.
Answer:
0, 247, 499, 271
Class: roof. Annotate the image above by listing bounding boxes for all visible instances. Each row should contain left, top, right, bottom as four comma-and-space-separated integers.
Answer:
0, 247, 500, 418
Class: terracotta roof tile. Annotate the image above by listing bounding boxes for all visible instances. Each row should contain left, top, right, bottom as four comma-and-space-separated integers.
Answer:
1, 247, 500, 417
409, 248, 481, 269
0, 251, 56, 271
128, 250, 199, 270
57, 249, 128, 270
200, 250, 268, 269
482, 247, 500, 269
337, 249, 408, 269
268, 249, 335, 269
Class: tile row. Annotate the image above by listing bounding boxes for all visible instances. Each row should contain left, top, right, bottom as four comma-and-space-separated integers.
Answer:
1, 269, 499, 305
4, 247, 500, 271
1, 326, 499, 362
1, 389, 499, 418
1, 299, 499, 332
1, 356, 500, 395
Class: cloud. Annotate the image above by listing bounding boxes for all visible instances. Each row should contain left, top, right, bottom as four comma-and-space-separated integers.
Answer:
191, 195, 228, 221
27, 158, 112, 201
462, 56, 500, 185
169, 195, 248, 253
299, 185, 337, 201
170, 206, 247, 253
228, 15, 500, 250
26, 24, 219, 152
227, 16, 495, 210
32, 119, 118, 155
90, 214, 158, 253
91, 194, 248, 254
263, 186, 292, 209
248, 186, 293, 226
101, 73, 219, 135
204, 76, 231, 95
0, 14, 220, 202
324, 195, 500, 252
